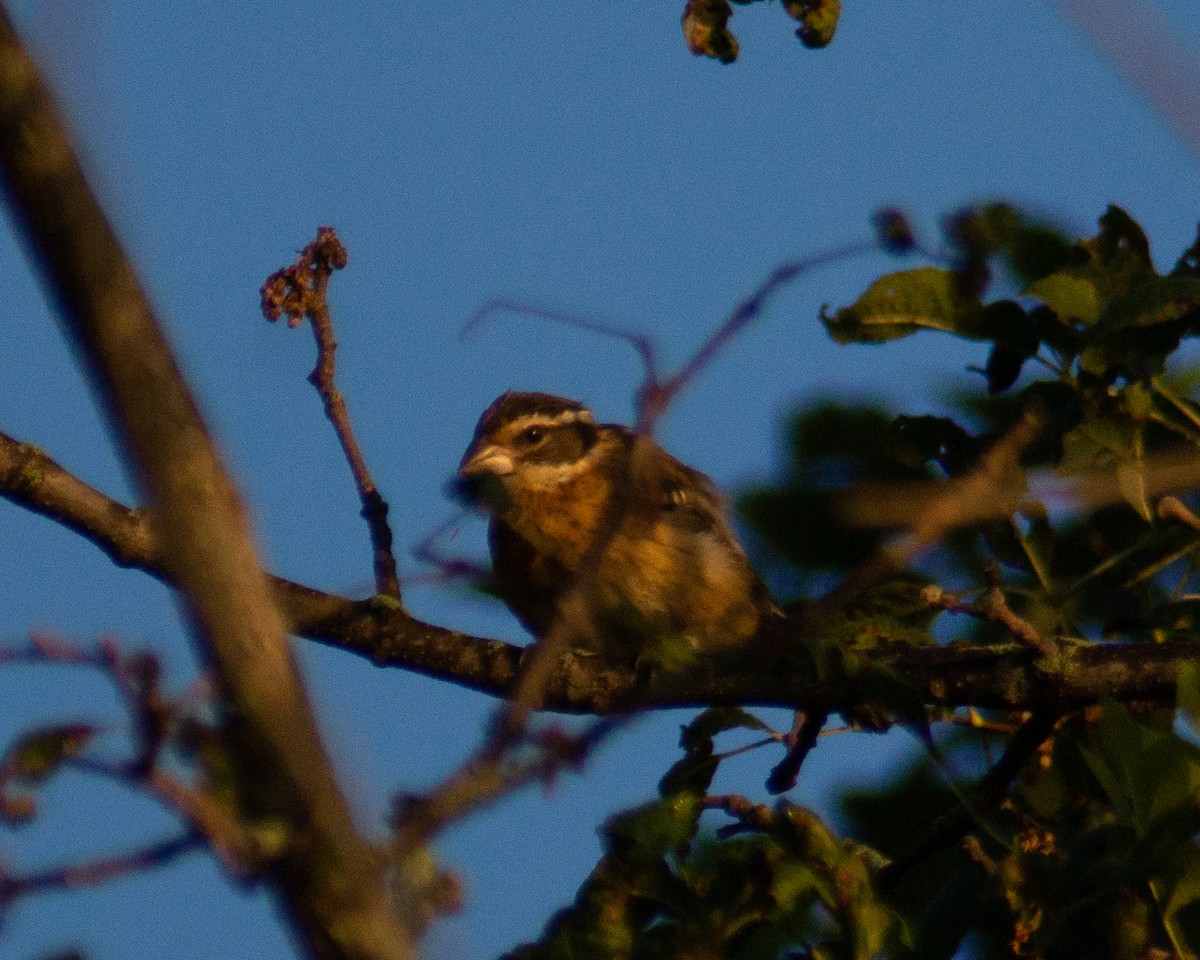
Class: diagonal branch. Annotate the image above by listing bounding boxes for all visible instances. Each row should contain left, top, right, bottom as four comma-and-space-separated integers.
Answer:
639, 239, 879, 430
0, 832, 203, 907
0, 12, 412, 959
392, 719, 620, 857
465, 238, 885, 434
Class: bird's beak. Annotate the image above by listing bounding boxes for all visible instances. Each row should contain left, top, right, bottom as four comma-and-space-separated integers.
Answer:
448, 444, 515, 505
458, 444, 515, 477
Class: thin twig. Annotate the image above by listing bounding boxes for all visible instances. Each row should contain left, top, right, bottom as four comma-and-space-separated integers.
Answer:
0, 832, 201, 906
261, 227, 401, 600
640, 239, 879, 431
704, 793, 775, 838
878, 710, 1062, 891
67, 757, 262, 881
464, 299, 660, 387
465, 239, 882, 434
1, 631, 261, 879
409, 512, 491, 584
6, 634, 179, 779
1, 632, 101, 669
714, 734, 783, 761
766, 708, 830, 794
95, 636, 169, 777
844, 447, 1200, 532
921, 580, 1060, 659
392, 719, 621, 857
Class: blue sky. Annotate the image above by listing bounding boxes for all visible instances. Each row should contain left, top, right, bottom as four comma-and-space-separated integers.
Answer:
2, 2, 1199, 958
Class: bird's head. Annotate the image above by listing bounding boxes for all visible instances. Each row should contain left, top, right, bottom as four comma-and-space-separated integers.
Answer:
450, 392, 603, 511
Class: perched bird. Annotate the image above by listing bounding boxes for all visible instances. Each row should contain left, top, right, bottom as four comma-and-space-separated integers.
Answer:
452, 391, 775, 659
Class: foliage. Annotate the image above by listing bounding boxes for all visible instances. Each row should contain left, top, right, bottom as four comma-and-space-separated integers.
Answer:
506, 206, 1200, 958
507, 709, 906, 960
682, 0, 841, 62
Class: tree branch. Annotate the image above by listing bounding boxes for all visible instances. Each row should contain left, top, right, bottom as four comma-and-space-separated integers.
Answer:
2, 427, 1196, 718
392, 720, 620, 857
878, 709, 1062, 890
0, 833, 203, 907
0, 12, 411, 959
261, 228, 401, 600
466, 237, 885, 434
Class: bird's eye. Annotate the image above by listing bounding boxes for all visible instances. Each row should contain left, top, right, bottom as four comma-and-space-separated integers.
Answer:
518, 426, 545, 445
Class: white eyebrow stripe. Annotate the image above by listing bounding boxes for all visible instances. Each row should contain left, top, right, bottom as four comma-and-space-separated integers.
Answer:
505, 410, 594, 433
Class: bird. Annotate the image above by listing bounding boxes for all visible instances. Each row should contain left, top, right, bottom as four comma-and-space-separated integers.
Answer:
451, 391, 776, 660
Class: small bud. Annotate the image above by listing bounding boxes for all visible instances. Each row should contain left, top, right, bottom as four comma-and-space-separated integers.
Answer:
874, 209, 915, 254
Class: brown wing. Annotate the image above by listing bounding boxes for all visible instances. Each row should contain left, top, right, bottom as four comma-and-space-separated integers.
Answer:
623, 434, 738, 542
627, 434, 782, 620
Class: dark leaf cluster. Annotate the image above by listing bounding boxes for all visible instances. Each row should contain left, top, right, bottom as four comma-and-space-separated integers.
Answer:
507, 709, 905, 960
516, 207, 1200, 959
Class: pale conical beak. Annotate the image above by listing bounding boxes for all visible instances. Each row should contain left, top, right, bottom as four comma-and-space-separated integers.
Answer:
458, 444, 516, 477
448, 443, 516, 505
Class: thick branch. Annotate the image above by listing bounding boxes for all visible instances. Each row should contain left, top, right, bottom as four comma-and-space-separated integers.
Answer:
0, 15, 410, 960
2, 429, 1195, 716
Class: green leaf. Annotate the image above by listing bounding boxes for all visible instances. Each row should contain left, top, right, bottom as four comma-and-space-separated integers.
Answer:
1178, 661, 1200, 730
1026, 272, 1101, 325
982, 343, 1027, 394
604, 794, 704, 862
1095, 276, 1200, 331
973, 299, 1042, 393
1160, 852, 1200, 954
1078, 277, 1200, 380
1116, 461, 1152, 522
1058, 413, 1155, 518
1057, 415, 1138, 476
1086, 700, 1200, 834
1014, 502, 1056, 591
769, 859, 820, 912
1092, 205, 1152, 270
1079, 205, 1157, 304
660, 708, 772, 798
821, 267, 984, 344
